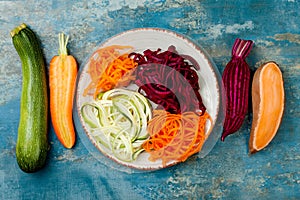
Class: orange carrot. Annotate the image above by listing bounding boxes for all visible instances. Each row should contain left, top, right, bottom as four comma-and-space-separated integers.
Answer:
142, 110, 212, 166
83, 45, 137, 98
49, 33, 77, 148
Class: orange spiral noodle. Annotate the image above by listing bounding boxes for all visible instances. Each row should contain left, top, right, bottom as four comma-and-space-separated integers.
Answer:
142, 110, 212, 167
83, 45, 137, 98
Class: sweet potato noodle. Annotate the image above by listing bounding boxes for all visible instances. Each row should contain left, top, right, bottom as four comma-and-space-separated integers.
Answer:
142, 110, 212, 167
129, 46, 206, 115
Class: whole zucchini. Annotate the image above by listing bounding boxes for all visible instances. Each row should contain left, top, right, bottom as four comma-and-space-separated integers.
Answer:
11, 23, 49, 173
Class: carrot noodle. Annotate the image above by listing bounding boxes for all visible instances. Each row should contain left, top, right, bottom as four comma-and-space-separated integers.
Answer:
83, 45, 137, 97
142, 110, 212, 167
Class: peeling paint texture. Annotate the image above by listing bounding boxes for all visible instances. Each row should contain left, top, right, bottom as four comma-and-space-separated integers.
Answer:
1, 0, 300, 199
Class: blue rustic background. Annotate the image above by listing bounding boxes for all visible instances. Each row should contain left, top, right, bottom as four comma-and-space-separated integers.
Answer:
1, 0, 299, 199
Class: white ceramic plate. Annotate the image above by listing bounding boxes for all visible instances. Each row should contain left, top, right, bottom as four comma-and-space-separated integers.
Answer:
74, 28, 225, 171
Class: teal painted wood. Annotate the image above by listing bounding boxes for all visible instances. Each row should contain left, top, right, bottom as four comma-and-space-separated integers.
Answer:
1, 0, 300, 199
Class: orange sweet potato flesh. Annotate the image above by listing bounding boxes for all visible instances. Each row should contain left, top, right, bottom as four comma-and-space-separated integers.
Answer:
249, 61, 284, 154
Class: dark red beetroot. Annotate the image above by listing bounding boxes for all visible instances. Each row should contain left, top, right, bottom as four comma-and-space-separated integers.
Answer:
221, 38, 253, 141
130, 46, 206, 115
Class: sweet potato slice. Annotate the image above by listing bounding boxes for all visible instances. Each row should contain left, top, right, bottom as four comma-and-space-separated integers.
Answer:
249, 61, 284, 153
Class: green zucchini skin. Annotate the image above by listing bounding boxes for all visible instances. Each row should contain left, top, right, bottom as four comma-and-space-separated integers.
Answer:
11, 23, 49, 173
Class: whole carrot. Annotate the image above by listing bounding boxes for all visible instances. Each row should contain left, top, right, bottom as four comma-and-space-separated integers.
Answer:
49, 33, 77, 148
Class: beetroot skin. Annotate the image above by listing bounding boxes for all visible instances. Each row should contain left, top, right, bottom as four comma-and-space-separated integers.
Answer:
221, 38, 254, 141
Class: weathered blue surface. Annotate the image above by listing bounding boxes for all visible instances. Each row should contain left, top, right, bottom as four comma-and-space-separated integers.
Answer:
1, 0, 300, 199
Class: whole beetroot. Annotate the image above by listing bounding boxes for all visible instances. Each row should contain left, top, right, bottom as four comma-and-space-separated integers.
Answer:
221, 38, 253, 141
